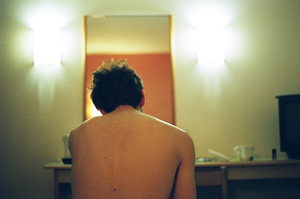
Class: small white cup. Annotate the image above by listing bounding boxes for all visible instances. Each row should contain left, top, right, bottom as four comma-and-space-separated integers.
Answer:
234, 145, 255, 161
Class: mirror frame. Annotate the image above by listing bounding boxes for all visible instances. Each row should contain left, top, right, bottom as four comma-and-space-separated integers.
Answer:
83, 15, 175, 124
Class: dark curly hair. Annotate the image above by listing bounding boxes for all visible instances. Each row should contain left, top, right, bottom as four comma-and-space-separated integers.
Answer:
90, 59, 144, 113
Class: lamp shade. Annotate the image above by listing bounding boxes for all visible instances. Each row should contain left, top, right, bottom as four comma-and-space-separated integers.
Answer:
196, 24, 224, 63
34, 28, 61, 66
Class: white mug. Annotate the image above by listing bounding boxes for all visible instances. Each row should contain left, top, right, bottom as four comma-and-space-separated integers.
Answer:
234, 145, 255, 161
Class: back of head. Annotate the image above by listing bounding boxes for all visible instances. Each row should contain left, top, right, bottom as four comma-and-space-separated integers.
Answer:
90, 59, 144, 113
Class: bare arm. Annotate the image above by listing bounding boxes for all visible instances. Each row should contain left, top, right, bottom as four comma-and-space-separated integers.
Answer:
172, 133, 196, 199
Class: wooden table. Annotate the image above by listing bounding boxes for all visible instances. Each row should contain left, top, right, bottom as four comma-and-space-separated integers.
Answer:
44, 162, 71, 199
195, 158, 300, 180
44, 158, 300, 199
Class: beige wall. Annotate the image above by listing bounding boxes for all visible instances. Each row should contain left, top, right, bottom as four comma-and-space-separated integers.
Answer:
1, 0, 300, 198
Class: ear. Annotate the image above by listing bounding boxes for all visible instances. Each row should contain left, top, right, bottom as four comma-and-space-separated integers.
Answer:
99, 109, 107, 115
140, 90, 145, 107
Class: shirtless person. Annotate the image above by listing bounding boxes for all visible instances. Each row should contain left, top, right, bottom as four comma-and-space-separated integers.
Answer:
68, 60, 196, 199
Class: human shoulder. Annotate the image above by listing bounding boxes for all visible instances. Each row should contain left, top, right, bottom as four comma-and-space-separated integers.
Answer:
68, 117, 102, 153
149, 115, 189, 137
71, 116, 102, 132
171, 127, 194, 152
69, 117, 101, 141
146, 114, 193, 147
165, 125, 194, 162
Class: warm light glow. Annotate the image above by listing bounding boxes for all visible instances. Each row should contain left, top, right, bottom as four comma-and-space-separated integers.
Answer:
196, 24, 224, 63
191, 8, 226, 64
92, 106, 102, 117
34, 28, 61, 66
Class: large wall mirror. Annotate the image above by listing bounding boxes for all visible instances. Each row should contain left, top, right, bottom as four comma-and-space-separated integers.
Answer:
84, 15, 175, 124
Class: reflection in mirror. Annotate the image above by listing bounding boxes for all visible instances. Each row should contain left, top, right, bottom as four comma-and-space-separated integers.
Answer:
84, 15, 175, 124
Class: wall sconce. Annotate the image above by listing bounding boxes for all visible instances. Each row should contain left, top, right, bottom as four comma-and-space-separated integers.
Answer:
196, 24, 225, 63
34, 28, 61, 66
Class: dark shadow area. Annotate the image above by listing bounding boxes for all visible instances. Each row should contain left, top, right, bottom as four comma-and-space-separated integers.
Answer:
228, 178, 300, 199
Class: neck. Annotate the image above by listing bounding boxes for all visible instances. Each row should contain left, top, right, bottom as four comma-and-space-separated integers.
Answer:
113, 105, 141, 113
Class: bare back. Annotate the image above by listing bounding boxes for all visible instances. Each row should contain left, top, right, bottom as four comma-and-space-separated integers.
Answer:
69, 106, 196, 199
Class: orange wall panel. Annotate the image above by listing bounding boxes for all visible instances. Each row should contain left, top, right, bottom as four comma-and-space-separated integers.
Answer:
85, 53, 174, 124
